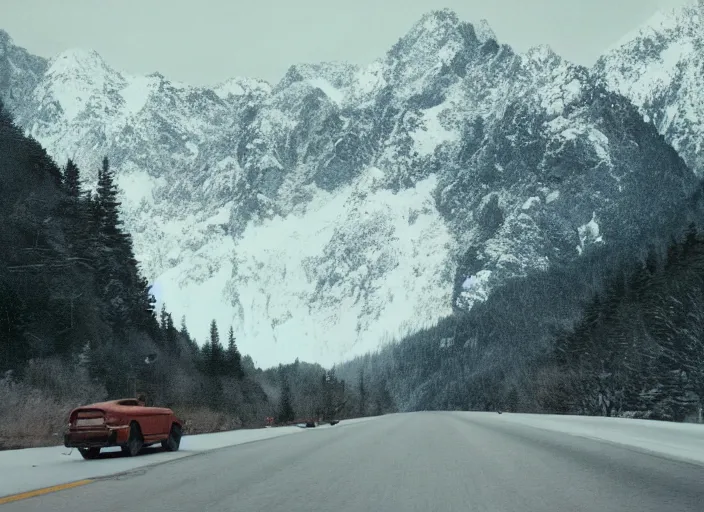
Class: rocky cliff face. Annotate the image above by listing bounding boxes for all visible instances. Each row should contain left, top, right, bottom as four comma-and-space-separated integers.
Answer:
594, 0, 703, 176
0, 10, 696, 367
0, 29, 46, 121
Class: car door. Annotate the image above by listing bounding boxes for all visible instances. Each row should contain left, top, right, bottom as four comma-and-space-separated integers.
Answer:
144, 407, 171, 437
142, 408, 162, 437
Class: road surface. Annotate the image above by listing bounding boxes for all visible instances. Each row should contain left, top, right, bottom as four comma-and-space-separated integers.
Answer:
3, 412, 702, 512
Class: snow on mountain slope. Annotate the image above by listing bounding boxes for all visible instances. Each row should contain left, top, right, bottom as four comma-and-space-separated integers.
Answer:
214, 76, 272, 99
594, 0, 704, 175
0, 11, 697, 368
157, 169, 455, 364
0, 30, 46, 112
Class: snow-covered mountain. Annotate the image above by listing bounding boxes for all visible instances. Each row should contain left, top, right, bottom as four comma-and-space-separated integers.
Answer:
0, 11, 697, 368
594, 0, 703, 175
0, 30, 46, 113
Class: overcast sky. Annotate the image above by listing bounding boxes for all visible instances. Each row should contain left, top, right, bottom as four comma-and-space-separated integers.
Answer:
0, 0, 692, 86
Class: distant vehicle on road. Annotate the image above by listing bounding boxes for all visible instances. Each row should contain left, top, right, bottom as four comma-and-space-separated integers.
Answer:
64, 398, 182, 460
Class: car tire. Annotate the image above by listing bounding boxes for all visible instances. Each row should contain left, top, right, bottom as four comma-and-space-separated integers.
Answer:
78, 448, 100, 460
161, 423, 182, 452
123, 421, 143, 457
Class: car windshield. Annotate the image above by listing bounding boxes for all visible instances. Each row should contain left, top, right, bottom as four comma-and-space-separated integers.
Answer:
116, 400, 141, 407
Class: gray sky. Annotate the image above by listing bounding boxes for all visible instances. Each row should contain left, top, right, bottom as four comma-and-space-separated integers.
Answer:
0, 0, 691, 86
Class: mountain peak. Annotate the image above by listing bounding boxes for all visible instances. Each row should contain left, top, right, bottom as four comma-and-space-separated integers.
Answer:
0, 29, 12, 45
594, 0, 703, 177
274, 61, 358, 97
407, 9, 461, 40
421, 8, 460, 24
394, 10, 500, 56
386, 9, 498, 83
475, 19, 497, 44
48, 48, 112, 77
606, 0, 701, 53
214, 76, 272, 99
525, 44, 560, 63
411, 10, 498, 41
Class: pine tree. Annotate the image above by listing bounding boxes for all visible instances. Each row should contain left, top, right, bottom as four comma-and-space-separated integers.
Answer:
682, 222, 698, 256
92, 157, 155, 334
59, 160, 85, 254
136, 275, 156, 320
226, 326, 243, 378
76, 190, 100, 259
627, 258, 653, 299
371, 379, 395, 416
278, 378, 295, 423
505, 386, 519, 412
165, 313, 178, 355
160, 303, 168, 332
0, 280, 28, 371
200, 340, 213, 374
208, 319, 222, 376
78, 340, 92, 368
94, 158, 129, 330
95, 156, 123, 243
321, 371, 334, 419
358, 369, 366, 416
180, 315, 198, 355
180, 316, 190, 338
665, 235, 682, 270
210, 319, 220, 346
63, 159, 81, 198
644, 246, 659, 274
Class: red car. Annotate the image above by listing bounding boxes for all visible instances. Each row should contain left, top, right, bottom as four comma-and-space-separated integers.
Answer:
64, 398, 183, 460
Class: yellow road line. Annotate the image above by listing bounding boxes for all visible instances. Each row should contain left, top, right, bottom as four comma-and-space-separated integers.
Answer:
0, 479, 93, 505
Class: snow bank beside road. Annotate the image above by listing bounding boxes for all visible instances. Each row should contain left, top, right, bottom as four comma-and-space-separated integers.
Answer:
0, 416, 381, 498
460, 412, 704, 466
0, 426, 305, 498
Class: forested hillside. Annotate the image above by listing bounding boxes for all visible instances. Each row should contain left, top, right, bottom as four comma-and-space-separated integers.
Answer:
0, 103, 377, 449
340, 195, 704, 423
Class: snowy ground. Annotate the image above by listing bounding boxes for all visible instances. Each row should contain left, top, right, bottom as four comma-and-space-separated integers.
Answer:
0, 418, 378, 498
457, 412, 704, 466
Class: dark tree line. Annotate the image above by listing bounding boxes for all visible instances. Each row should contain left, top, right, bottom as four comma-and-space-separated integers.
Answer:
549, 225, 704, 421
0, 102, 275, 442
253, 358, 395, 425
198, 320, 243, 379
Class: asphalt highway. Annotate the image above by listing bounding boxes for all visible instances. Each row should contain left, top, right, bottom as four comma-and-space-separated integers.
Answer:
3, 412, 702, 512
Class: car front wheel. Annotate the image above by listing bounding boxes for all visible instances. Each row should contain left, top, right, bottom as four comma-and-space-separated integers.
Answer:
161, 423, 182, 452
122, 422, 143, 457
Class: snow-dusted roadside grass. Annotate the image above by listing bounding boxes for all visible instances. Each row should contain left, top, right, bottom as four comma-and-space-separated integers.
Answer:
0, 371, 266, 451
